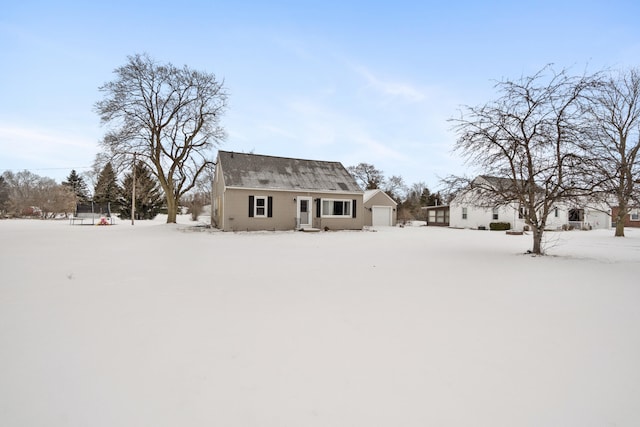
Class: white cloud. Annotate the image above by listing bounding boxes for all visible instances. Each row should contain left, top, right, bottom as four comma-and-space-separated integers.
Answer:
0, 125, 94, 149
0, 123, 98, 180
261, 124, 297, 140
353, 65, 427, 102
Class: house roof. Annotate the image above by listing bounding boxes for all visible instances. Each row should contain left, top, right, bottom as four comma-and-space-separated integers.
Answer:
363, 189, 398, 205
217, 151, 363, 193
474, 175, 541, 193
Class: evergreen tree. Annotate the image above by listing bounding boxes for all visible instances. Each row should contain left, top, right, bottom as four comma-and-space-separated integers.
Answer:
427, 191, 443, 206
93, 162, 120, 209
119, 162, 164, 220
62, 169, 89, 202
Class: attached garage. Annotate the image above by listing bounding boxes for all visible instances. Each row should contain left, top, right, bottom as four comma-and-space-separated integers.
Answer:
363, 189, 397, 227
372, 206, 393, 226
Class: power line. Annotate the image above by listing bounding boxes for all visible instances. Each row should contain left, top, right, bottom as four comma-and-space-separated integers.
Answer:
0, 166, 92, 171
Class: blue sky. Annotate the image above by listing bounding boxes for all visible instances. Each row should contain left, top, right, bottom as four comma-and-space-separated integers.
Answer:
1, 0, 639, 190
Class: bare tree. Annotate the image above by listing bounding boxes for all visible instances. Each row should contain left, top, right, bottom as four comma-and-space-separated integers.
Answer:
2, 170, 76, 218
41, 184, 76, 218
347, 163, 384, 190
0, 175, 9, 216
383, 175, 407, 203
450, 66, 595, 254
95, 53, 228, 223
185, 163, 216, 223
2, 170, 41, 216
583, 68, 640, 237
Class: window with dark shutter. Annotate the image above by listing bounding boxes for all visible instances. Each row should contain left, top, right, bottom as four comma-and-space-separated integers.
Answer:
248, 196, 254, 217
352, 200, 357, 218
267, 196, 273, 217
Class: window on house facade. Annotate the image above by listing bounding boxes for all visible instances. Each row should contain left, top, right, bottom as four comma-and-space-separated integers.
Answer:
248, 195, 272, 218
631, 209, 640, 221
519, 206, 528, 219
321, 199, 352, 217
462, 207, 468, 220
492, 207, 499, 220
255, 197, 267, 217
554, 207, 559, 217
568, 208, 583, 222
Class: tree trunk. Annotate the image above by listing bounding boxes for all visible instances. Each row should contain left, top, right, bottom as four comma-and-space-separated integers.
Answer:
531, 227, 543, 255
166, 195, 178, 223
615, 205, 626, 237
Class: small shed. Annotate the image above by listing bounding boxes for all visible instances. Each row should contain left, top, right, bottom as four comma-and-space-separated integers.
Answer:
423, 205, 450, 226
363, 189, 397, 227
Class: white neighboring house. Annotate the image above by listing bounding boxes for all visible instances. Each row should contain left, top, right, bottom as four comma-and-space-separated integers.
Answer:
449, 176, 610, 231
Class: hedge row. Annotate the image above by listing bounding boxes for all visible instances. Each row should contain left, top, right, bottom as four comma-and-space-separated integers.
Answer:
489, 222, 511, 231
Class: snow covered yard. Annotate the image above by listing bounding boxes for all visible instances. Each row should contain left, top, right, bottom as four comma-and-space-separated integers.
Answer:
1, 218, 639, 427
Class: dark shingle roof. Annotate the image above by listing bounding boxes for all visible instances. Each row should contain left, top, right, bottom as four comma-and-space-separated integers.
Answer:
217, 151, 362, 193
475, 175, 542, 193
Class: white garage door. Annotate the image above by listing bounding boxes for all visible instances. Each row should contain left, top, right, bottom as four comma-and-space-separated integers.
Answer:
372, 206, 393, 226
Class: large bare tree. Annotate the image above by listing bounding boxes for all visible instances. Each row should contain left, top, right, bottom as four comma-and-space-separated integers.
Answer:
347, 163, 384, 190
95, 53, 228, 223
583, 68, 640, 237
1, 170, 75, 218
450, 66, 594, 254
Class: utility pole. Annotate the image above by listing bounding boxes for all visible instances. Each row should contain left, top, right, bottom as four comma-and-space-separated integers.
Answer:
131, 152, 136, 225
210, 163, 215, 227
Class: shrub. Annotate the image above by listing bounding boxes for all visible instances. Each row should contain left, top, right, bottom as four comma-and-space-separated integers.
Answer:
490, 221, 511, 231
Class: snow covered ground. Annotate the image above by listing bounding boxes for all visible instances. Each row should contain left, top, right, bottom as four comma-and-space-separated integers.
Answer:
1, 217, 639, 427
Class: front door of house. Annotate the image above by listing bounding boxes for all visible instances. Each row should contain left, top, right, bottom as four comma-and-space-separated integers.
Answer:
297, 197, 312, 228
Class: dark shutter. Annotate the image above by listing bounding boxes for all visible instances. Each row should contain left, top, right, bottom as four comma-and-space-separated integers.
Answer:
267, 196, 273, 217
248, 196, 254, 217
316, 199, 321, 217
352, 199, 357, 218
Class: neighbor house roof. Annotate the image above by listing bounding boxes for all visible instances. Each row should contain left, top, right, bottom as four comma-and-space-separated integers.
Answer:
474, 175, 542, 193
217, 151, 363, 192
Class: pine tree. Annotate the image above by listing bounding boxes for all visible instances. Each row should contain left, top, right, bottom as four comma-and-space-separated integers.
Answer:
93, 163, 120, 209
62, 170, 89, 202
119, 162, 164, 220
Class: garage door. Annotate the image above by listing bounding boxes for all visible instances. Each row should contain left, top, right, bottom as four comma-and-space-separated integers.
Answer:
372, 206, 393, 226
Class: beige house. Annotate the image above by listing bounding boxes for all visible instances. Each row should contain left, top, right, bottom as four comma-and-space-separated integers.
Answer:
363, 189, 397, 226
212, 151, 364, 231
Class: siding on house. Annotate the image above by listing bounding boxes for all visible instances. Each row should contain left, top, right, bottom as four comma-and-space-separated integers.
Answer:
448, 176, 611, 231
449, 197, 527, 230
218, 188, 363, 231
450, 199, 611, 231
611, 206, 640, 228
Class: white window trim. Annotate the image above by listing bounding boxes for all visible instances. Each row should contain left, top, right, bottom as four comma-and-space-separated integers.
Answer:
254, 196, 267, 218
492, 207, 499, 220
321, 199, 352, 217
462, 207, 468, 220
631, 209, 640, 221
